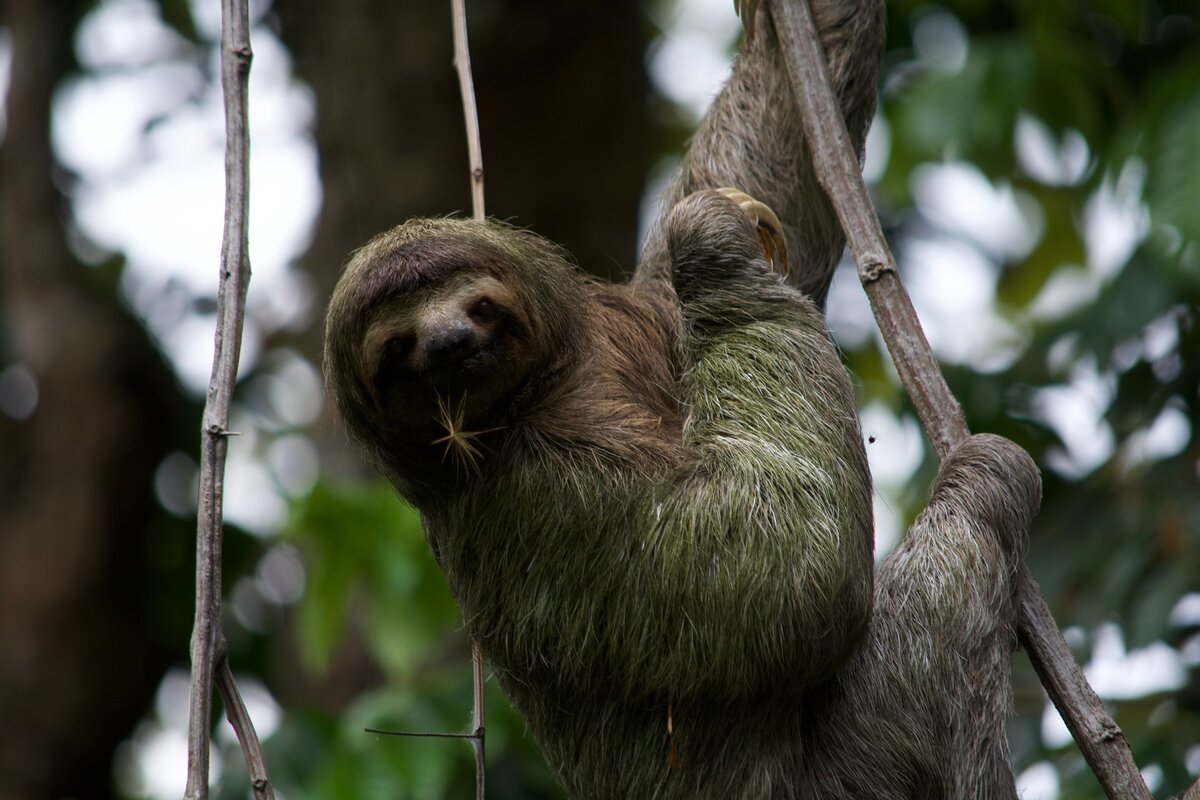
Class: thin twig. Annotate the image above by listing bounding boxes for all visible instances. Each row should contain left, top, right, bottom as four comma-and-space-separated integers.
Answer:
215, 640, 276, 800
764, 0, 1149, 797
470, 638, 487, 799
183, 0, 257, 797
453, 0, 486, 222
451, 1, 487, 797
365, 728, 484, 740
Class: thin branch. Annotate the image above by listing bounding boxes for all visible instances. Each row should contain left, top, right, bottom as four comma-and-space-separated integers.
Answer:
1018, 572, 1149, 799
764, 0, 1149, 797
453, 0, 486, 222
183, 0, 257, 797
470, 639, 487, 800
1182, 775, 1200, 800
451, 1, 487, 797
365, 728, 484, 741
772, 0, 967, 460
215, 642, 277, 800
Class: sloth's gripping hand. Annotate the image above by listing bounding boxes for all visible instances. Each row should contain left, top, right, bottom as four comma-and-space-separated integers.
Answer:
714, 187, 789, 276
667, 188, 789, 319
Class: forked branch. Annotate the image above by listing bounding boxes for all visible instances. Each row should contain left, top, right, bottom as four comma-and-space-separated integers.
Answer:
183, 0, 275, 797
764, 0, 1149, 797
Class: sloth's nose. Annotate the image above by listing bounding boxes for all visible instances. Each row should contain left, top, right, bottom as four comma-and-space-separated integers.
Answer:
424, 322, 476, 369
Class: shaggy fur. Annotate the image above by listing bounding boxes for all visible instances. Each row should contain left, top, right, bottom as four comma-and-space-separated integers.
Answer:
796, 434, 1039, 799
325, 192, 876, 800
324, 0, 1042, 797
639, 0, 886, 306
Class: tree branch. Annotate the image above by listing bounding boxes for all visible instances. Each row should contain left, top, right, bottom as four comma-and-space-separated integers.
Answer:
183, 0, 271, 796
764, 0, 1148, 796
451, 2, 487, 797
1018, 572, 1149, 799
453, 0, 486, 224
215, 640, 276, 800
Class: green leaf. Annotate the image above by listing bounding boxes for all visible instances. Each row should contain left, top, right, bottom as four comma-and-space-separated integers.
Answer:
1144, 90, 1200, 247
284, 481, 459, 677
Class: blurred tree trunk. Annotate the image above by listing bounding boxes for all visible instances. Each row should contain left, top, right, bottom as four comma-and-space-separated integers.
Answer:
277, 0, 654, 327
0, 1, 183, 797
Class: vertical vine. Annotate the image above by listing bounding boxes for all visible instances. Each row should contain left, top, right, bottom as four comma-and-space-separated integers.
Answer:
452, 1, 488, 796
183, 0, 275, 797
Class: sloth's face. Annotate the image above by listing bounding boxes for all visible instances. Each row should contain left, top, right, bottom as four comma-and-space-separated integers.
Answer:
361, 271, 535, 427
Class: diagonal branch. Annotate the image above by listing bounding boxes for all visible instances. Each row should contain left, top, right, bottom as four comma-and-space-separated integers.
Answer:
184, 0, 274, 797
215, 639, 276, 800
764, 0, 1149, 797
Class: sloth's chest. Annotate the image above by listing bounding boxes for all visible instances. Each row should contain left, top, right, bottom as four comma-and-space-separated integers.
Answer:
423, 459, 656, 684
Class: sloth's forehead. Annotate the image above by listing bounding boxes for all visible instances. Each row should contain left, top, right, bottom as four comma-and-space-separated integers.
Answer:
367, 273, 506, 325
367, 235, 509, 295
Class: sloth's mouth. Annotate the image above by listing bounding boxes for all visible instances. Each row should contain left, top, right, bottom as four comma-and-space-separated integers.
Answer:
422, 350, 497, 392
407, 355, 515, 425
376, 344, 498, 394
373, 331, 525, 431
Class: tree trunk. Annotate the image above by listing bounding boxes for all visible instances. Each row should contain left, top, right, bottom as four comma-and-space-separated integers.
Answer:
277, 0, 653, 316
0, 2, 184, 797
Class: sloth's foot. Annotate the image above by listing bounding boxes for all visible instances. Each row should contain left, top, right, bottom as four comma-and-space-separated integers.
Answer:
716, 187, 789, 277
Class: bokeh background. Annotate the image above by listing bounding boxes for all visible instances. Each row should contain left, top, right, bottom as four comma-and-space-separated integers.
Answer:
1, 0, 1198, 797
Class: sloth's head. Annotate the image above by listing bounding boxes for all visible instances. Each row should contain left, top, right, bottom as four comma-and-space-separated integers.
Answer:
324, 219, 584, 461
362, 265, 533, 419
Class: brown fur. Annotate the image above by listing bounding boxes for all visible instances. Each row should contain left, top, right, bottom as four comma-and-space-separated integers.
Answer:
324, 1, 1043, 797
327, 190, 876, 799
324, 221, 686, 503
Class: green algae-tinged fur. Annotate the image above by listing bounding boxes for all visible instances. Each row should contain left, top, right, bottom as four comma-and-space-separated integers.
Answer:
324, 1, 1042, 797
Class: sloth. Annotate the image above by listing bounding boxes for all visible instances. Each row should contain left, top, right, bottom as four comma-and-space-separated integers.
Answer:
323, 0, 1041, 797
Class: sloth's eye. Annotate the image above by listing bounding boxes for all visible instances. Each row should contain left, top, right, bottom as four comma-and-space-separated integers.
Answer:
384, 335, 415, 359
469, 297, 498, 322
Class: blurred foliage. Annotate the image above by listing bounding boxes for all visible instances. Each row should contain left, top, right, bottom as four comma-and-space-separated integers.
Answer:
878, 0, 1200, 611
236, 481, 562, 798
285, 482, 460, 678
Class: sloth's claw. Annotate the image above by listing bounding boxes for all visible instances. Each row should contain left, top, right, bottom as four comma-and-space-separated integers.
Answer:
735, 0, 761, 40
717, 187, 789, 277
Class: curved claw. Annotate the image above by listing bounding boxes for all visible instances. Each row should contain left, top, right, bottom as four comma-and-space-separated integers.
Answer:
716, 187, 790, 277
735, 0, 761, 40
